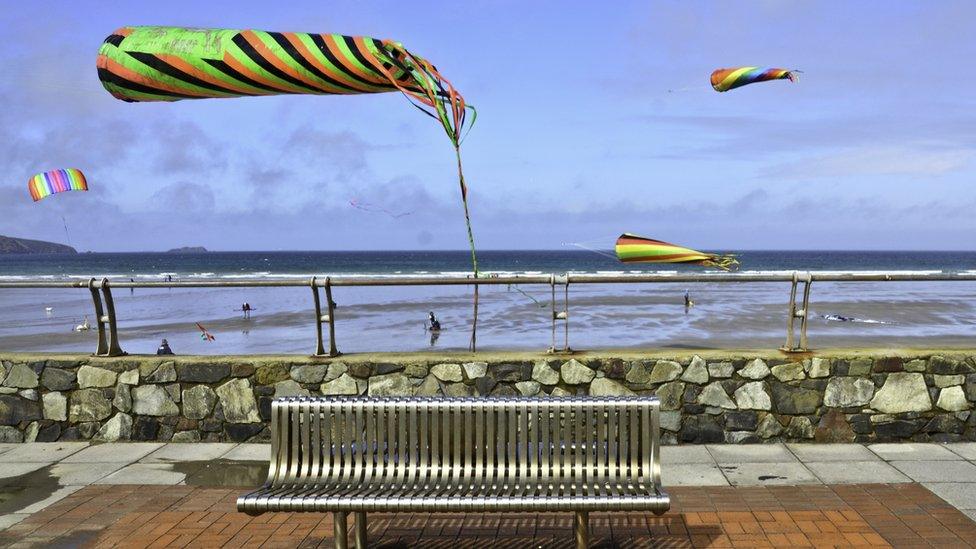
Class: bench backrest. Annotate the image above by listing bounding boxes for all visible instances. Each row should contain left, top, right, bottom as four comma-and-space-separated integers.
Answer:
266, 396, 662, 490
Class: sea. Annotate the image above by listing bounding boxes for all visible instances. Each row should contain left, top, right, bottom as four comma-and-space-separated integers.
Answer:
1, 250, 975, 355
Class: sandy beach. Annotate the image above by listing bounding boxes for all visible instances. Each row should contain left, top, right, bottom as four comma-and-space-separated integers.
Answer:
3, 279, 975, 354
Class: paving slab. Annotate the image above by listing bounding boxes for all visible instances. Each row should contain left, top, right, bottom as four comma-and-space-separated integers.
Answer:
945, 442, 976, 460
0, 513, 29, 531
11, 485, 85, 515
140, 443, 238, 463
965, 510, 976, 522
806, 461, 911, 484
11, 462, 129, 486
718, 462, 819, 486
923, 482, 976, 510
891, 460, 976, 483
220, 443, 270, 461
706, 443, 797, 464
663, 464, 729, 486
661, 445, 715, 464
95, 463, 195, 485
0, 444, 19, 456
787, 443, 879, 462
0, 442, 89, 463
0, 463, 49, 485
61, 443, 163, 463
868, 443, 961, 461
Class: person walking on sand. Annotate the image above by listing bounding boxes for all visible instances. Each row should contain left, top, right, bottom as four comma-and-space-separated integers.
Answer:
242, 302, 252, 319
684, 290, 694, 308
427, 311, 441, 331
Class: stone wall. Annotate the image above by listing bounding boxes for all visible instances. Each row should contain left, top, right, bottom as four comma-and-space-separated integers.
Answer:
1, 352, 974, 443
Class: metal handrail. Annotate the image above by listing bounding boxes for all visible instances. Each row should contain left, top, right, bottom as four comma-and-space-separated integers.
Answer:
2, 271, 975, 356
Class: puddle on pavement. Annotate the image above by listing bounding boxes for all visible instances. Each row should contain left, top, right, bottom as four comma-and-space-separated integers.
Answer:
0, 464, 60, 514
174, 460, 267, 487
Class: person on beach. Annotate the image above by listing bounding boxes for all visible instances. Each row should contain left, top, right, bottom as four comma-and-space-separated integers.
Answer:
427, 311, 441, 331
130, 278, 135, 294
156, 338, 174, 355
242, 302, 252, 319
684, 290, 694, 309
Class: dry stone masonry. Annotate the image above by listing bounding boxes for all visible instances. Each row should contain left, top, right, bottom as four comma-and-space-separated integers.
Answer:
0, 353, 974, 443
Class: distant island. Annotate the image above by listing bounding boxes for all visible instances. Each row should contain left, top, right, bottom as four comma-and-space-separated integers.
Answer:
0, 235, 76, 255
166, 246, 208, 253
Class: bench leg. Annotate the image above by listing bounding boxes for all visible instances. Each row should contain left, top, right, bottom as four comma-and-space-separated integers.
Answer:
354, 512, 367, 549
574, 511, 589, 549
333, 511, 348, 549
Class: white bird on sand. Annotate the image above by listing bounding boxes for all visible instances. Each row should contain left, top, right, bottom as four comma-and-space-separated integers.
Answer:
73, 316, 91, 332
45, 307, 53, 313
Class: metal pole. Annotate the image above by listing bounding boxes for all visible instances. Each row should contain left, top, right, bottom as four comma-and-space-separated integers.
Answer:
799, 273, 812, 351
550, 275, 557, 352
783, 272, 798, 351
333, 511, 348, 549
100, 278, 125, 356
353, 512, 367, 549
574, 511, 589, 549
88, 278, 108, 356
564, 280, 570, 352
311, 277, 325, 356
325, 277, 339, 357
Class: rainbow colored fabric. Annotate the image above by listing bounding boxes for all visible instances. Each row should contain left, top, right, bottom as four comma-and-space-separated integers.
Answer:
97, 26, 480, 273
28, 169, 88, 202
710, 67, 798, 92
615, 233, 739, 271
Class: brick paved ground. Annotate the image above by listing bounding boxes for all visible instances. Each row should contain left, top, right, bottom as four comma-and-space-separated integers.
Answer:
2, 483, 974, 548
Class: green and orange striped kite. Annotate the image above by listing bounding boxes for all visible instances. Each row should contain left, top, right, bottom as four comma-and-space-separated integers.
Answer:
97, 26, 479, 273
615, 233, 739, 271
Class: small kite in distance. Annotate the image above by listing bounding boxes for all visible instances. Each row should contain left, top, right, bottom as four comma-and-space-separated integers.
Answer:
615, 233, 739, 271
710, 67, 800, 92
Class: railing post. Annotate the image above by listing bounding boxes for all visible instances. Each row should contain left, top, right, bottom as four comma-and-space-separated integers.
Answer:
547, 274, 571, 353
311, 276, 340, 358
781, 272, 812, 352
89, 277, 125, 357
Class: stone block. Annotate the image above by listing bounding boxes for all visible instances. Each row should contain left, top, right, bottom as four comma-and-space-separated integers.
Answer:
177, 363, 230, 383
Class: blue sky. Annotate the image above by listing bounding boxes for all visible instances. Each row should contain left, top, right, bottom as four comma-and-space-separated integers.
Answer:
1, 1, 974, 251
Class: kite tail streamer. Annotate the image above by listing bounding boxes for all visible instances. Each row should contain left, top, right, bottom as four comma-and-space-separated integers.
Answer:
702, 255, 740, 271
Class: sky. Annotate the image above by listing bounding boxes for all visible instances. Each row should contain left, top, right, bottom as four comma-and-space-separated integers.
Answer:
1, 1, 974, 252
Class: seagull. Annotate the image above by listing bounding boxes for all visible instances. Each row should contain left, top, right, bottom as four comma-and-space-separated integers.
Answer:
73, 316, 91, 332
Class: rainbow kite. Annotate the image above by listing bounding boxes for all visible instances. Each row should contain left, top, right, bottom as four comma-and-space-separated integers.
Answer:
615, 233, 739, 271
97, 26, 479, 273
710, 67, 799, 92
28, 169, 88, 202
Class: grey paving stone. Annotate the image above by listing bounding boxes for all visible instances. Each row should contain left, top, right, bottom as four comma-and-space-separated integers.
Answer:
806, 461, 911, 484
61, 443, 163, 463
0, 513, 29, 531
95, 463, 192, 485
0, 463, 49, 484
890, 460, 976, 483
220, 443, 270, 461
706, 444, 797, 464
718, 462, 820, 486
965, 510, 976, 522
0, 443, 19, 456
662, 446, 715, 465
0, 442, 89, 463
663, 464, 728, 486
11, 485, 84, 514
922, 482, 976, 510
868, 443, 961, 461
945, 443, 976, 460
141, 443, 238, 463
13, 462, 128, 486
787, 443, 879, 462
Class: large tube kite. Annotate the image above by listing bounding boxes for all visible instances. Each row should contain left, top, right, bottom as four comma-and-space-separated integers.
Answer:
710, 67, 799, 92
97, 26, 479, 272
28, 169, 89, 202
615, 233, 739, 271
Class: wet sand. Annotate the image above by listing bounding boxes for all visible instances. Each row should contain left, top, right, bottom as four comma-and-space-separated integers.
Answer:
2, 281, 974, 354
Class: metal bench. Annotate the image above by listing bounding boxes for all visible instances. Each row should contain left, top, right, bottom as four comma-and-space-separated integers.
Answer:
238, 396, 669, 548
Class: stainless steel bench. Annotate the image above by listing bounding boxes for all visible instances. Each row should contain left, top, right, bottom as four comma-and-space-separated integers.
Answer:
238, 396, 669, 548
